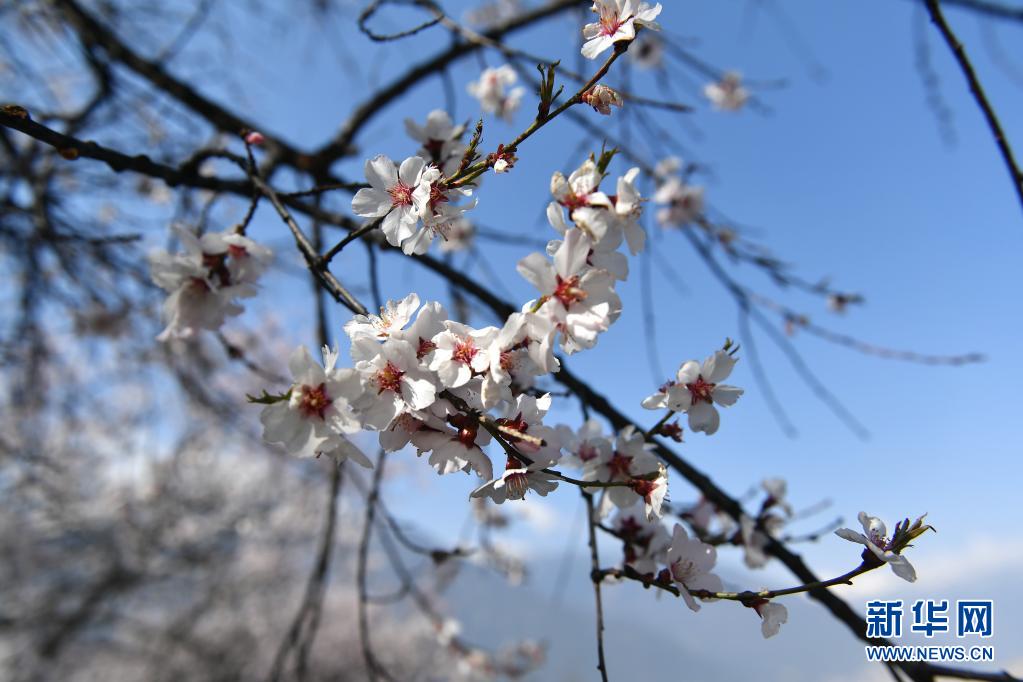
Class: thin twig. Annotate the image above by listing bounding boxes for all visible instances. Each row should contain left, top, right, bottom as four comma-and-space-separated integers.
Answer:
584, 492, 609, 682
924, 0, 1023, 215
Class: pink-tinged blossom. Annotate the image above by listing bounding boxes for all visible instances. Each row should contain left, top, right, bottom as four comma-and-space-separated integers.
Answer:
429, 321, 499, 389
259, 345, 370, 465
344, 292, 420, 342
704, 71, 749, 111
666, 523, 723, 612
550, 160, 612, 225
582, 84, 624, 115
472, 394, 562, 502
351, 337, 439, 430
547, 204, 628, 280
149, 226, 271, 341
654, 176, 704, 227
411, 412, 494, 480
467, 66, 525, 122
642, 350, 743, 436
405, 109, 467, 175
683, 496, 737, 539
586, 426, 664, 518
351, 154, 433, 247
496, 394, 562, 467
612, 502, 671, 575
378, 411, 427, 452
392, 300, 447, 365
835, 512, 921, 582
518, 229, 621, 354
402, 175, 477, 255
556, 419, 612, 470
480, 312, 552, 409
471, 457, 559, 503
581, 0, 663, 60
752, 600, 788, 639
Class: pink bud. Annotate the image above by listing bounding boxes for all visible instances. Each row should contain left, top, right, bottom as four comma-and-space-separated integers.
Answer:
244, 131, 265, 146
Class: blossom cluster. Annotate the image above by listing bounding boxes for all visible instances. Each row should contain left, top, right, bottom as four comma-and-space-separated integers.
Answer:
519, 158, 647, 353
139, 0, 938, 646
149, 226, 272, 341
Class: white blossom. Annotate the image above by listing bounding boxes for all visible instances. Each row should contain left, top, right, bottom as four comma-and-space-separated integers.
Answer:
351, 154, 434, 247
612, 502, 671, 575
149, 225, 271, 341
411, 410, 494, 480
612, 167, 647, 255
581, 0, 663, 60
704, 71, 749, 111
642, 350, 743, 436
429, 321, 499, 389
467, 66, 525, 121
582, 84, 624, 115
344, 292, 420, 342
352, 337, 439, 430
654, 176, 704, 226
754, 601, 788, 639
518, 229, 621, 353
666, 523, 723, 612
259, 345, 369, 465
406, 109, 467, 175
835, 512, 919, 582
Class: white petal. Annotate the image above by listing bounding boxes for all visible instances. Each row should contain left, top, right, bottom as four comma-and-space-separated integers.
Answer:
834, 528, 869, 546
365, 154, 398, 191
712, 385, 743, 407
687, 401, 720, 435
887, 554, 917, 583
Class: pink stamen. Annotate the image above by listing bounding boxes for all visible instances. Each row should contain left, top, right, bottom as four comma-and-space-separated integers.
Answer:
299, 383, 332, 420
375, 361, 405, 394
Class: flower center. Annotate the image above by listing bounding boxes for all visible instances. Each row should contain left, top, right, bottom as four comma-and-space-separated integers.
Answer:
687, 376, 715, 404
417, 337, 437, 360
560, 191, 590, 211
202, 252, 231, 286
503, 471, 530, 500
598, 11, 623, 37
671, 558, 696, 584
631, 478, 658, 503
429, 183, 449, 211
578, 442, 599, 462
375, 361, 405, 394
298, 383, 332, 420
553, 275, 587, 308
388, 181, 414, 207
499, 349, 516, 373
227, 244, 248, 259
607, 451, 633, 479
452, 338, 478, 365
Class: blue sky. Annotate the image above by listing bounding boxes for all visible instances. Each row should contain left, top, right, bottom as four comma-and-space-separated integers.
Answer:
130, 0, 1023, 677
